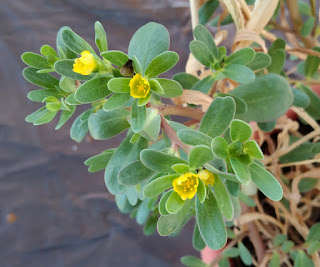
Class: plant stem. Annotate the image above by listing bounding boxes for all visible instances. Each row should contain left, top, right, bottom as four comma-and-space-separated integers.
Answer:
160, 114, 192, 153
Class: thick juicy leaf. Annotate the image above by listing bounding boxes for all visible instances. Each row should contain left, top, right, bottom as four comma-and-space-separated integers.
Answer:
230, 157, 251, 184
299, 84, 320, 119
101, 50, 129, 67
75, 76, 112, 103
190, 40, 214, 67
180, 256, 206, 267
230, 74, 293, 122
62, 28, 95, 54
244, 140, 263, 159
173, 73, 199, 89
239, 242, 252, 266
230, 119, 252, 143
105, 133, 148, 194
23, 67, 59, 89
145, 51, 179, 78
94, 21, 108, 53
56, 26, 77, 59
193, 24, 218, 59
188, 145, 214, 170
249, 162, 283, 201
197, 179, 206, 203
166, 191, 185, 214
292, 88, 310, 108
103, 93, 130, 111
305, 47, 320, 78
196, 189, 227, 250
70, 111, 89, 142
191, 75, 215, 93
268, 49, 285, 74
193, 222, 206, 251
118, 160, 155, 186
22, 52, 52, 70
88, 109, 130, 140
159, 190, 173, 215
226, 48, 255, 65
246, 52, 271, 70
177, 129, 212, 147
107, 78, 131, 93
222, 64, 255, 84
130, 99, 146, 133
55, 105, 76, 130
54, 59, 95, 81
155, 78, 183, 98
199, 96, 235, 138
199, 0, 219, 25
84, 149, 114, 172
144, 174, 179, 198
27, 89, 64, 102
211, 136, 228, 159
128, 22, 169, 72
140, 149, 188, 173
211, 176, 234, 220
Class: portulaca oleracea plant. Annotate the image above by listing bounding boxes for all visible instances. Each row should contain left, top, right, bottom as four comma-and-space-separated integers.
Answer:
23, 20, 298, 266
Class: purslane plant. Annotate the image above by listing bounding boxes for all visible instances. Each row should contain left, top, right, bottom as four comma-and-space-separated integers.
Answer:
22, 21, 294, 259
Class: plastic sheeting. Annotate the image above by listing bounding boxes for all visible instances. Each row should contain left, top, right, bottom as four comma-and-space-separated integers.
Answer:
0, 0, 197, 266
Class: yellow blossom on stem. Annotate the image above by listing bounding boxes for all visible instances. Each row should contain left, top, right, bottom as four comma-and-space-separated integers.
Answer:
198, 169, 215, 186
173, 172, 199, 200
129, 73, 150, 98
73, 51, 98, 75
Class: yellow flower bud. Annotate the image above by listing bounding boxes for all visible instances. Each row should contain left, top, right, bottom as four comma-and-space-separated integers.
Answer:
198, 169, 215, 186
129, 73, 150, 98
73, 51, 98, 75
172, 172, 199, 200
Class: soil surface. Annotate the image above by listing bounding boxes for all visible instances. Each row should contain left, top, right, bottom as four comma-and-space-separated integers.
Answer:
0, 0, 201, 266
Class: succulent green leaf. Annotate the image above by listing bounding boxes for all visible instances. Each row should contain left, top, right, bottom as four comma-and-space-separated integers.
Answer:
300, 16, 315, 37
159, 190, 173, 215
190, 40, 214, 67
230, 119, 252, 143
128, 22, 169, 72
107, 78, 131, 93
145, 51, 179, 78
88, 109, 130, 140
196, 188, 227, 250
199, 0, 219, 25
239, 242, 252, 266
292, 88, 310, 108
294, 250, 313, 267
75, 76, 112, 103
211, 176, 234, 220
27, 89, 64, 102
154, 78, 183, 98
180, 256, 206, 267
22, 52, 52, 70
23, 67, 59, 89
267, 49, 285, 74
166, 191, 185, 214
222, 64, 255, 84
149, 79, 165, 95
307, 222, 320, 242
173, 73, 200, 89
217, 93, 248, 115
144, 174, 179, 198
70, 111, 89, 142
61, 28, 95, 54
94, 21, 108, 53
249, 162, 283, 201
197, 179, 206, 203
103, 93, 131, 111
230, 74, 293, 122
193, 221, 206, 251
54, 59, 95, 81
193, 24, 218, 59
84, 149, 114, 172
101, 50, 129, 67
230, 157, 251, 184
246, 52, 271, 70
177, 129, 212, 147
55, 105, 76, 130
118, 160, 155, 186
140, 149, 188, 173
211, 136, 228, 159
105, 132, 148, 194
171, 163, 190, 174
191, 75, 216, 93
199, 96, 236, 138
244, 140, 263, 159
188, 145, 214, 170
130, 99, 146, 133
299, 84, 320, 119
304, 47, 320, 78
56, 26, 77, 59
65, 92, 81, 105
226, 48, 255, 65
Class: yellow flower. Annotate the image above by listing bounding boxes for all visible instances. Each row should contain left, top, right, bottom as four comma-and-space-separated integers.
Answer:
129, 73, 150, 98
198, 170, 215, 186
173, 172, 199, 200
73, 51, 98, 75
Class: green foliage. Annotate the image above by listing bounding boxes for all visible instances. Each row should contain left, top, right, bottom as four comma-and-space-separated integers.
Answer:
188, 145, 213, 170
84, 149, 114, 172
181, 255, 206, 267
230, 74, 293, 122
199, 0, 219, 25
222, 64, 255, 84
145, 51, 179, 78
94, 21, 108, 53
101, 50, 129, 67
62, 28, 95, 54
